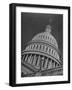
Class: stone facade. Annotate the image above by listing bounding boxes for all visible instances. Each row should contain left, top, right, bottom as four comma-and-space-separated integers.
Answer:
21, 25, 63, 77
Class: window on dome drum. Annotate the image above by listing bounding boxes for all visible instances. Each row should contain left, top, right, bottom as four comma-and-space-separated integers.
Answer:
21, 11, 63, 78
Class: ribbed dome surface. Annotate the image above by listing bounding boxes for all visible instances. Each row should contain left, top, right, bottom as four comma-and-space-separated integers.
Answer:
32, 25, 58, 49
32, 31, 58, 49
24, 25, 60, 61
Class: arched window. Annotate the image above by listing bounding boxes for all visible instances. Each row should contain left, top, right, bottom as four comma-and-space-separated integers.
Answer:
46, 47, 48, 52
44, 45, 47, 52
53, 51, 56, 56
52, 49, 54, 54
42, 35, 44, 39
35, 44, 37, 49
36, 44, 38, 49
46, 36, 47, 39
30, 44, 33, 49
29, 45, 31, 50
40, 45, 42, 50
48, 36, 49, 39
49, 48, 51, 53
26, 46, 29, 50
32, 44, 34, 49
38, 44, 40, 50
43, 45, 45, 51
33, 44, 35, 49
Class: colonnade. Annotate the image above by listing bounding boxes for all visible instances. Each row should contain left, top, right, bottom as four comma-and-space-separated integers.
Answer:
22, 54, 59, 70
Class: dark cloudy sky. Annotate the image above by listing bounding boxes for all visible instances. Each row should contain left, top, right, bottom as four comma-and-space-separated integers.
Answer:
21, 12, 63, 55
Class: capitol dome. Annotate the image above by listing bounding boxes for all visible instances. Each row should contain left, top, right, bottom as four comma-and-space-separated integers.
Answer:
21, 25, 63, 77
32, 25, 58, 49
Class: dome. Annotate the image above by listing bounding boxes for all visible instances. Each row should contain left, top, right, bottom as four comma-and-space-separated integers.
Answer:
32, 25, 58, 49
21, 25, 63, 77
24, 25, 60, 61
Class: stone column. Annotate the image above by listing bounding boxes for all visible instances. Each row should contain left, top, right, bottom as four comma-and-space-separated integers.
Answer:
22, 54, 25, 61
41, 57, 45, 70
44, 58, 48, 69
32, 55, 37, 65
36, 55, 40, 67
52, 61, 55, 68
48, 58, 52, 69
25, 54, 28, 62
47, 47, 49, 54
27, 54, 32, 64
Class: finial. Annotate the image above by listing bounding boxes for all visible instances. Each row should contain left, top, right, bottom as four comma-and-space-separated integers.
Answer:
45, 25, 51, 33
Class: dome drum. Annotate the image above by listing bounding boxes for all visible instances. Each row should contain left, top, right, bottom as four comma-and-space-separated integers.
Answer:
24, 43, 60, 61
32, 32, 58, 49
